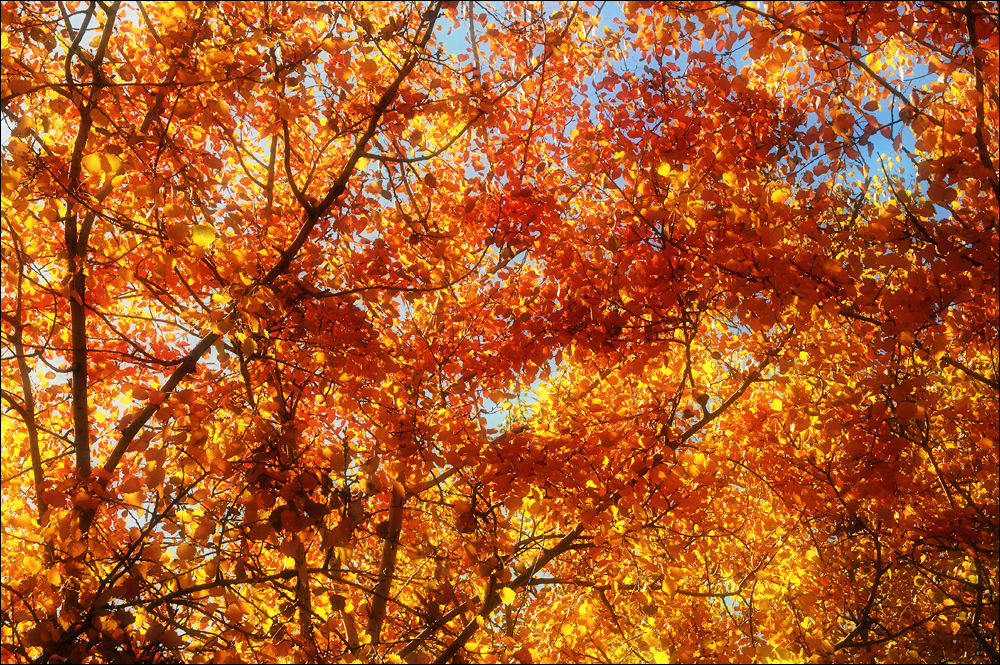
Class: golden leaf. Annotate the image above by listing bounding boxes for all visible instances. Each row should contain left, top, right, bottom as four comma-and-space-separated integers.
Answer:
191, 223, 217, 248
81, 153, 103, 175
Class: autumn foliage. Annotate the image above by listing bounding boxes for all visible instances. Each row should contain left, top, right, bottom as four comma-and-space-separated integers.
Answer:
2, 1, 998, 663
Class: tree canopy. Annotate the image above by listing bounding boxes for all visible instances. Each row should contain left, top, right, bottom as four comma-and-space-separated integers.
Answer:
2, 1, 997, 663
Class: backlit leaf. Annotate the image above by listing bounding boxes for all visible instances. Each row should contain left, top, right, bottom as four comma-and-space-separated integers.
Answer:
191, 223, 216, 248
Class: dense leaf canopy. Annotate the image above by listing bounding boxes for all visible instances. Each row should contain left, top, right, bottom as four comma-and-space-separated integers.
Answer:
2, 1, 997, 663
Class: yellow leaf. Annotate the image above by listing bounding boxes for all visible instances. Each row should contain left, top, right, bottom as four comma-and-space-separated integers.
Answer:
770, 398, 783, 411
657, 163, 672, 177
652, 648, 672, 664
23, 556, 42, 575
524, 495, 545, 516
81, 153, 103, 175
47, 568, 62, 586
225, 603, 244, 622
499, 587, 516, 605
191, 223, 216, 248
1, 165, 22, 196
11, 514, 34, 530
771, 188, 791, 204
104, 153, 122, 173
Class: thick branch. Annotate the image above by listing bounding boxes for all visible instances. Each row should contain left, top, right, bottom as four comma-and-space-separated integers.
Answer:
63, 1, 122, 480
963, 0, 1000, 201
365, 474, 407, 650
5, 227, 48, 519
